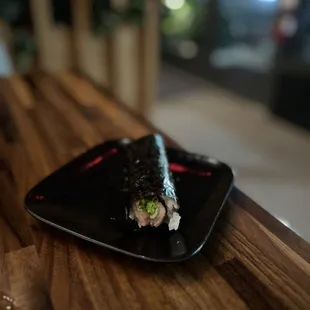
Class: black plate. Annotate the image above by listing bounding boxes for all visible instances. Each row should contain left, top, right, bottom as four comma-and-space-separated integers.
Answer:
25, 139, 234, 262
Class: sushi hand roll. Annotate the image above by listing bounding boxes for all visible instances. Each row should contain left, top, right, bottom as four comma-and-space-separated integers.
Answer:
126, 134, 181, 230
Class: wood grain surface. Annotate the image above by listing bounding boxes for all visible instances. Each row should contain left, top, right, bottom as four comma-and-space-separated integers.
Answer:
0, 72, 309, 310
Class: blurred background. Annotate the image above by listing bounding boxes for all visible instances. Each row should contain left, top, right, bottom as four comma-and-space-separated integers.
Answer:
0, 0, 309, 240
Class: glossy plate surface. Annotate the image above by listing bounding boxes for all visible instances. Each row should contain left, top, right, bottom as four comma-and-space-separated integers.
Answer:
25, 139, 234, 262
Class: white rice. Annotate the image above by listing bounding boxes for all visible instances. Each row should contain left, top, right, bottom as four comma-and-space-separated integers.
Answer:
163, 197, 180, 230
129, 210, 135, 220
168, 212, 181, 231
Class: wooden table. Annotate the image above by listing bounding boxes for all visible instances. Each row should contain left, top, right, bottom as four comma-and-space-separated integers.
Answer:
0, 72, 309, 310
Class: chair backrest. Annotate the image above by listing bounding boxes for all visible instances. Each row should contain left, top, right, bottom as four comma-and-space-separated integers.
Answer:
1, 0, 159, 116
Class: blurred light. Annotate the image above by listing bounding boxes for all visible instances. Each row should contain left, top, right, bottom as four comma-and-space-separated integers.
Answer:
258, 0, 276, 2
280, 0, 298, 10
178, 41, 198, 59
164, 0, 185, 10
277, 217, 291, 228
280, 15, 298, 37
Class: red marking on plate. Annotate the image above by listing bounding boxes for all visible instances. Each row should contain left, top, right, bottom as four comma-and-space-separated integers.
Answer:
169, 163, 212, 177
83, 148, 118, 170
35, 195, 45, 200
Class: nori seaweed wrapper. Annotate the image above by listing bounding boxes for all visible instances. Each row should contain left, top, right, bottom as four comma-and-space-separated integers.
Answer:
126, 134, 178, 205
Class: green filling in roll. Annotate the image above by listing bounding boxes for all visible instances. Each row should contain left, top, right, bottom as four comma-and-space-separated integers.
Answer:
138, 199, 159, 217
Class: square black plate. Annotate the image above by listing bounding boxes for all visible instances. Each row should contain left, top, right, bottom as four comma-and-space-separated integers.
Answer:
25, 139, 234, 262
